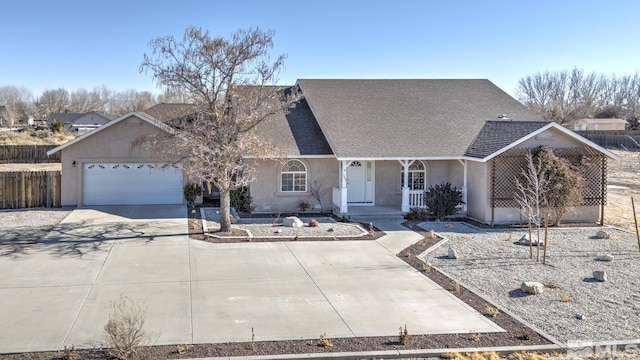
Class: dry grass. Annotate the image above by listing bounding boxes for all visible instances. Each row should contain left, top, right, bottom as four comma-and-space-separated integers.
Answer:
485, 305, 500, 317
0, 129, 75, 145
453, 281, 461, 293
319, 333, 333, 348
440, 351, 548, 360
560, 293, 570, 303
605, 150, 640, 232
103, 295, 149, 360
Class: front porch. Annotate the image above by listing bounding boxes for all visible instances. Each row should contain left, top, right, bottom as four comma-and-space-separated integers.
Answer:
331, 159, 468, 216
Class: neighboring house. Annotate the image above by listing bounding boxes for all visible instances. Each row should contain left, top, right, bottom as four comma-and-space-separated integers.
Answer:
47, 111, 116, 133
573, 118, 627, 131
0, 105, 33, 126
47, 79, 620, 225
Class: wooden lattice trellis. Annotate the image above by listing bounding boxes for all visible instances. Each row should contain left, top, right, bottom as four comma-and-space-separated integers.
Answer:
490, 147, 607, 224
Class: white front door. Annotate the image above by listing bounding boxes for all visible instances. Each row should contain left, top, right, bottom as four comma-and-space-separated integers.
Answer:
347, 161, 373, 203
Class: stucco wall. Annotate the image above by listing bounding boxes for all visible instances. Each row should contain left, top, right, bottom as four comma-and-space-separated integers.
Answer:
250, 158, 338, 213
59, 115, 176, 206
466, 160, 490, 222
374, 160, 400, 206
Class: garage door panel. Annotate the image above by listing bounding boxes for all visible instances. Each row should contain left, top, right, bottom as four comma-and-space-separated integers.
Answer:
83, 163, 183, 205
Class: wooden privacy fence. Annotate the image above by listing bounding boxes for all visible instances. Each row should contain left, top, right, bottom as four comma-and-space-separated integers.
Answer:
0, 170, 61, 209
0, 145, 61, 164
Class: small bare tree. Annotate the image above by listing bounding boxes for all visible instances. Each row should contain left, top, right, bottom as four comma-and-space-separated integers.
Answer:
139, 27, 300, 232
515, 150, 547, 261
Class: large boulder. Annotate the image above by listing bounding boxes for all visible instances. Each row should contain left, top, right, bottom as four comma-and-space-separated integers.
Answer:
516, 234, 544, 247
283, 216, 304, 228
593, 270, 608, 282
596, 254, 614, 262
447, 247, 459, 260
595, 230, 611, 239
521, 281, 544, 295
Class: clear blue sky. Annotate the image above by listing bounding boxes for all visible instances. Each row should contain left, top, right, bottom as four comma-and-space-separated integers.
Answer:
2, 0, 638, 98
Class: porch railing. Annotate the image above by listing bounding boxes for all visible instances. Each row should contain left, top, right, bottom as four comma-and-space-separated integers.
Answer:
409, 190, 425, 208
332, 187, 341, 208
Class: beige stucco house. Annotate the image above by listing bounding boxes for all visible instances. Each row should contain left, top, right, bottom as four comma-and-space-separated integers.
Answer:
48, 79, 619, 225
573, 118, 627, 131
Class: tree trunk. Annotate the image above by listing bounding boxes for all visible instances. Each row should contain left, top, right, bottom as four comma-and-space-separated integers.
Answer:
219, 189, 232, 233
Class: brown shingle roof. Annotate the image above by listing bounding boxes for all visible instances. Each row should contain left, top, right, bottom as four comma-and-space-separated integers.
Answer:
297, 79, 544, 159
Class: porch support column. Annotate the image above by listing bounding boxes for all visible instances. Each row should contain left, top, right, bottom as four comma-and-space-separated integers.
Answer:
399, 160, 412, 212
338, 160, 351, 214
457, 159, 468, 212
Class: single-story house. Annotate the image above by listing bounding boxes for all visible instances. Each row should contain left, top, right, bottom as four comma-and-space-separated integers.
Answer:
47, 111, 116, 133
573, 118, 627, 131
47, 79, 620, 224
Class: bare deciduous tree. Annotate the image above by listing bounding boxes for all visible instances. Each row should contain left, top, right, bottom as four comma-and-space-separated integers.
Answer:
70, 87, 106, 113
36, 88, 70, 118
515, 150, 547, 261
517, 68, 640, 126
0, 85, 35, 125
139, 26, 300, 232
106, 89, 158, 116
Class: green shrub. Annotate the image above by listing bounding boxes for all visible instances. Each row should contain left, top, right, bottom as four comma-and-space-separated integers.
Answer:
230, 187, 253, 213
183, 183, 202, 206
50, 118, 65, 133
423, 182, 463, 221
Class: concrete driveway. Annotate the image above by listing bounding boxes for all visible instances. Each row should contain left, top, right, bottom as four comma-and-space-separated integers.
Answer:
0, 205, 501, 353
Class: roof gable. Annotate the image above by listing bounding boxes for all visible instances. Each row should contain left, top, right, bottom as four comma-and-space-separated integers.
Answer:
477, 122, 620, 161
465, 121, 551, 158
297, 79, 545, 159
47, 112, 174, 155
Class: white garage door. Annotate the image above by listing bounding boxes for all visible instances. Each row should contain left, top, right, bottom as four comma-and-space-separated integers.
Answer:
82, 163, 183, 205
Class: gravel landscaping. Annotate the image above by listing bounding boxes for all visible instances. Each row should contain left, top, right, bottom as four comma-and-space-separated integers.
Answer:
421, 222, 640, 344
0, 208, 72, 256
200, 207, 369, 239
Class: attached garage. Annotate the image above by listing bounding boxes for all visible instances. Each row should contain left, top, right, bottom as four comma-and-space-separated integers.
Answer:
47, 112, 187, 207
82, 163, 183, 205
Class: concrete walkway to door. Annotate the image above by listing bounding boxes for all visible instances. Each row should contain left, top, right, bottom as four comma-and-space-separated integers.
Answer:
0, 206, 502, 353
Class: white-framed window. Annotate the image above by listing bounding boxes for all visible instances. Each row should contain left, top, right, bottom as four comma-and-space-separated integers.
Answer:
400, 161, 426, 190
281, 159, 307, 192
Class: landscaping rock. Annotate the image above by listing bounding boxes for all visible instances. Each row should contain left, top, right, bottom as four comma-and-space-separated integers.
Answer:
447, 247, 459, 259
576, 314, 586, 320
521, 281, 544, 295
596, 254, 614, 262
595, 230, 611, 239
593, 270, 608, 282
516, 234, 544, 247
283, 216, 304, 228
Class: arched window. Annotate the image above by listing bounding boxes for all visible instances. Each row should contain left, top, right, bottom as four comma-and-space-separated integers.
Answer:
281, 159, 307, 192
400, 161, 426, 190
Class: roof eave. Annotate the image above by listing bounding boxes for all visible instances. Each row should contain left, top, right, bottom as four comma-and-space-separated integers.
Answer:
46, 112, 174, 156
479, 123, 622, 162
